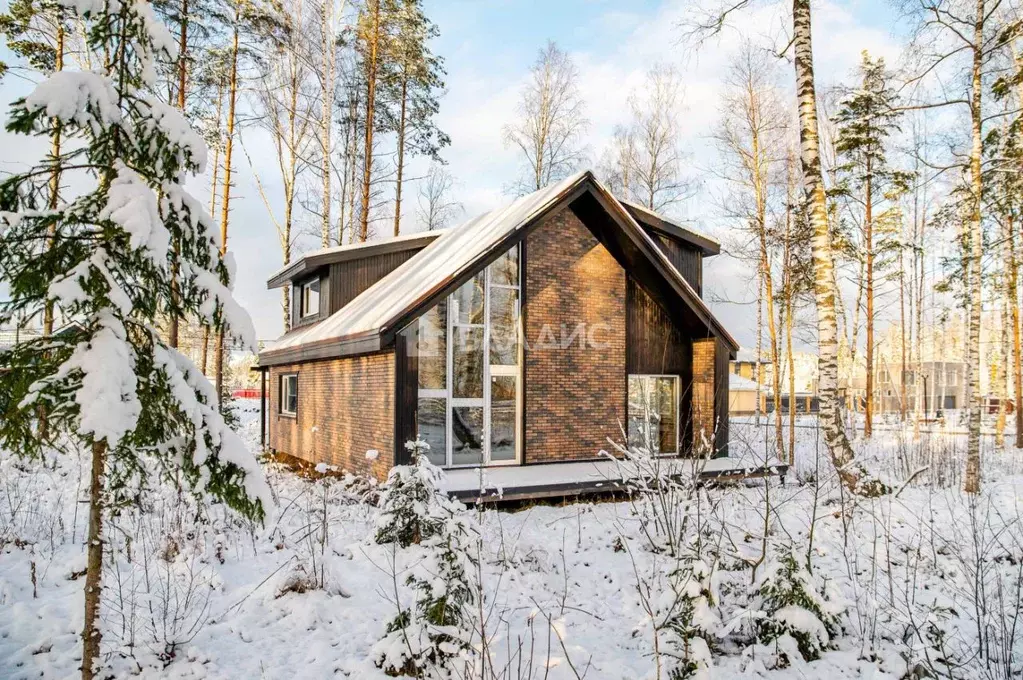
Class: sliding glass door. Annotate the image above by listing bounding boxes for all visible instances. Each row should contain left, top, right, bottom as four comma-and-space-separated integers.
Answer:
417, 244, 521, 467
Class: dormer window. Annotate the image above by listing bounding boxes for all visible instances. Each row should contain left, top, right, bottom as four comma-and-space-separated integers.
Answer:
299, 279, 320, 318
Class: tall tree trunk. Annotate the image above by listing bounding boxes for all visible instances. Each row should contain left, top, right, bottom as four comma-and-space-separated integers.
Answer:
80, 439, 107, 680
359, 0, 381, 242
864, 166, 874, 436
963, 0, 984, 494
40, 21, 65, 441
320, 0, 335, 247
899, 238, 908, 422
215, 23, 240, 404
393, 75, 408, 237
792, 0, 884, 495
168, 0, 189, 349
784, 153, 796, 464
1008, 215, 1023, 449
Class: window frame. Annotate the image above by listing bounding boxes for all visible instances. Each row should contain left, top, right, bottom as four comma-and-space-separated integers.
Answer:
279, 373, 298, 417
627, 373, 680, 456
416, 243, 522, 468
299, 278, 320, 319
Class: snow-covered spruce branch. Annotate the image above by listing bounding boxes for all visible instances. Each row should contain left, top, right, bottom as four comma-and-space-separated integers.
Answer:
0, 1, 270, 678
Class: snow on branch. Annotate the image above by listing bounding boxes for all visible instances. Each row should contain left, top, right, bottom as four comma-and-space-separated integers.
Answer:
23, 71, 121, 131
100, 163, 170, 265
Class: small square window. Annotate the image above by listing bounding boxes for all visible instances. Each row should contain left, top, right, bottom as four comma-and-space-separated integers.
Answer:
300, 279, 320, 318
280, 374, 298, 415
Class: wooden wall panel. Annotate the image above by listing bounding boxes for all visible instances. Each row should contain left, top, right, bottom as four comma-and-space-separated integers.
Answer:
329, 250, 418, 314
626, 277, 694, 453
653, 234, 702, 296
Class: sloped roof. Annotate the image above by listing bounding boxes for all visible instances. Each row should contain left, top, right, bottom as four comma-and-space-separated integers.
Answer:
259, 171, 737, 365
619, 199, 720, 256
266, 230, 444, 289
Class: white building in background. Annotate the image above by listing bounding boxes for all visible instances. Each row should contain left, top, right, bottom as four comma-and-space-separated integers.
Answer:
728, 347, 820, 415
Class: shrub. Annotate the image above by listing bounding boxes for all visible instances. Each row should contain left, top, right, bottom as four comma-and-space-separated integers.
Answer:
751, 549, 842, 662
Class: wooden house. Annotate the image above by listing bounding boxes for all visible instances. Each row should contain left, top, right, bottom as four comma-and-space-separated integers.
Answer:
255, 171, 740, 497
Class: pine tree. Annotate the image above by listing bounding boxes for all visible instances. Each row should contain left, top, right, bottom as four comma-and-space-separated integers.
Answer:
385, 0, 448, 236
0, 1, 271, 677
833, 52, 909, 438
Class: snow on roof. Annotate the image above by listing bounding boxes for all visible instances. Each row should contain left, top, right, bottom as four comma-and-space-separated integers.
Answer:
265, 229, 445, 284
618, 198, 720, 252
729, 373, 762, 392
262, 172, 591, 355
734, 347, 770, 363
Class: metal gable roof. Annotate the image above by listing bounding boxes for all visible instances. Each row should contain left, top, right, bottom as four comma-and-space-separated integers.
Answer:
258, 170, 737, 366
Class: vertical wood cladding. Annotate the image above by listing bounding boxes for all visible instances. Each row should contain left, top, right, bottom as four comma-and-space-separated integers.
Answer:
626, 277, 694, 452
329, 250, 419, 313
267, 353, 395, 479
653, 234, 703, 297
524, 208, 627, 463
692, 337, 730, 457
394, 325, 418, 466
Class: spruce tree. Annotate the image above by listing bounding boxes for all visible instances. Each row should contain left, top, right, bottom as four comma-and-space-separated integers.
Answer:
0, 1, 270, 677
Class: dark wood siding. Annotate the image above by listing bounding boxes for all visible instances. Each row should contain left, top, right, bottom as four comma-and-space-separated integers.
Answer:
653, 234, 702, 297
394, 324, 418, 465
626, 277, 693, 453
714, 337, 730, 457
329, 250, 419, 314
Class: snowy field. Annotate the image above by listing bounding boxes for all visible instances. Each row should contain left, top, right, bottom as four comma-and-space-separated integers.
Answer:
2, 400, 1022, 679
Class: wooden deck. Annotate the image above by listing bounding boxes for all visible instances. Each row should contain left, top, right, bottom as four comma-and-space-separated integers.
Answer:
441, 457, 789, 503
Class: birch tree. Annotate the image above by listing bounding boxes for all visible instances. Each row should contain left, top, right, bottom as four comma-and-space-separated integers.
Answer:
246, 0, 317, 330
687, 0, 889, 495
900, 0, 1018, 492
714, 44, 788, 460
416, 161, 461, 230
504, 40, 588, 193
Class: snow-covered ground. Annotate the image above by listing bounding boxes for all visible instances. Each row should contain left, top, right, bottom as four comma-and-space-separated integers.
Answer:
2, 400, 1022, 678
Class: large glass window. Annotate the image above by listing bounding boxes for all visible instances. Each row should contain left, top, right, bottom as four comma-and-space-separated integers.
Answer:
415, 244, 521, 467
628, 375, 679, 455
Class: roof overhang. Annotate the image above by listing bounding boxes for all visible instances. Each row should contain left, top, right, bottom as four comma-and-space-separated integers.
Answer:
620, 199, 720, 256
256, 330, 382, 366
266, 231, 444, 289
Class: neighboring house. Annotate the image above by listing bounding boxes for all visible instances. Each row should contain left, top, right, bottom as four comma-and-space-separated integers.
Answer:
255, 171, 738, 486
841, 360, 966, 415
728, 373, 762, 415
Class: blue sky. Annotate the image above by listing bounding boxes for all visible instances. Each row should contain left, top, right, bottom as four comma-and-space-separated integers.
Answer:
0, 0, 906, 349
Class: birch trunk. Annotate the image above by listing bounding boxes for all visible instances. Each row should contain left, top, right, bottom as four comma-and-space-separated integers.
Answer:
792, 0, 885, 495
963, 0, 984, 494
320, 0, 336, 247
864, 165, 874, 436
